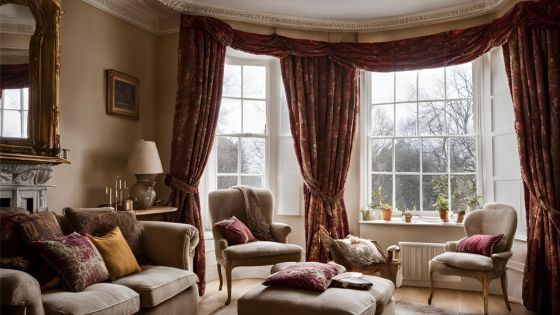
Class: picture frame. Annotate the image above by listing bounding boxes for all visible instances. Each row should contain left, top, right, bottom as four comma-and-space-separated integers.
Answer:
106, 69, 139, 120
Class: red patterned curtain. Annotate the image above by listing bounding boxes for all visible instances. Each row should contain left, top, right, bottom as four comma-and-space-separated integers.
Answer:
0, 64, 29, 90
502, 21, 560, 314
166, 15, 227, 296
281, 56, 357, 261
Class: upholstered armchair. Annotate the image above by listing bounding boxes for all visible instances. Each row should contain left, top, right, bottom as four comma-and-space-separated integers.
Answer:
208, 188, 303, 305
428, 203, 517, 315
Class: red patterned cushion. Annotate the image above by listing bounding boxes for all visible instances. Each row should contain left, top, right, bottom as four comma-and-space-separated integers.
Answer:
32, 232, 109, 292
457, 234, 504, 257
263, 262, 339, 292
214, 216, 256, 245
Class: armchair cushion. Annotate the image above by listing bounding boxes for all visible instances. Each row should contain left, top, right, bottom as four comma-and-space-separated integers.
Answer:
457, 234, 504, 256
222, 241, 302, 260
432, 252, 494, 271
214, 216, 256, 245
113, 266, 198, 308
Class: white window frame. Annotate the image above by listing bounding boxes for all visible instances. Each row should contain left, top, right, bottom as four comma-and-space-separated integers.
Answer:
201, 54, 279, 229
360, 60, 484, 217
1, 88, 29, 138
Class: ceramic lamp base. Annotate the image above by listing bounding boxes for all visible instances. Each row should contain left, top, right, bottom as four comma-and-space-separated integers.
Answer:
129, 174, 157, 210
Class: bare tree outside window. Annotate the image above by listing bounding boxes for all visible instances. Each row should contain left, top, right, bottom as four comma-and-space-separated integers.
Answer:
368, 62, 477, 212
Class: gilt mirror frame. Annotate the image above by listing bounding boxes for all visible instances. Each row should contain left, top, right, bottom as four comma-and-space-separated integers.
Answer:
0, 0, 66, 164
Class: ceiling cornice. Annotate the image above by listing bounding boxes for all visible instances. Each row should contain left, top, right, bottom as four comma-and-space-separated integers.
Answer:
160, 0, 508, 32
81, 0, 162, 34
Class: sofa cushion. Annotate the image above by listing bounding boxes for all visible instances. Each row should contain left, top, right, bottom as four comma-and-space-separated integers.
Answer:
222, 241, 302, 260
42, 283, 140, 315
16, 212, 63, 244
113, 265, 198, 308
0, 210, 34, 271
238, 275, 395, 315
263, 263, 339, 292
432, 252, 494, 271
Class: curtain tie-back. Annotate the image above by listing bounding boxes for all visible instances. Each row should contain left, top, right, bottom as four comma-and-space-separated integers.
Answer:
303, 177, 345, 216
165, 174, 199, 194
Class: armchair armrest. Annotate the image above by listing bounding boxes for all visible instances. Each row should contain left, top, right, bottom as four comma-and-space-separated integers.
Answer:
0, 269, 44, 315
445, 240, 461, 252
492, 251, 513, 274
212, 226, 229, 261
270, 222, 292, 243
140, 221, 199, 271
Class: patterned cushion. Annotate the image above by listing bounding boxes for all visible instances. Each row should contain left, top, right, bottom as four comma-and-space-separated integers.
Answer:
332, 235, 386, 267
214, 216, 256, 245
457, 234, 504, 257
32, 232, 109, 292
263, 262, 339, 292
0, 210, 34, 270
63, 207, 143, 256
16, 212, 63, 244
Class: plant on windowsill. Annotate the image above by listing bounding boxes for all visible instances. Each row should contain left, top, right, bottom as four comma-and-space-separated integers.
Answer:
434, 195, 449, 222
466, 189, 482, 213
402, 204, 414, 223
370, 186, 392, 221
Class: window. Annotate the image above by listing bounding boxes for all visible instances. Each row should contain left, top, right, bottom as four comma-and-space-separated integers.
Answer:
1, 88, 29, 138
215, 62, 268, 189
365, 62, 478, 213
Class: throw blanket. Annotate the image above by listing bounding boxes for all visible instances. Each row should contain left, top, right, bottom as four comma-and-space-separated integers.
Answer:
232, 186, 274, 241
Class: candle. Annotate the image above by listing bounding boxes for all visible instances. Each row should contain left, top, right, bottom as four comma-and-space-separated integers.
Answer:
109, 188, 112, 206
120, 191, 123, 205
105, 186, 108, 194
124, 180, 128, 190
119, 179, 122, 190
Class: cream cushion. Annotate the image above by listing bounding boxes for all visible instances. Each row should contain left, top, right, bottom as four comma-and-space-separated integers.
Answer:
432, 252, 494, 271
238, 275, 394, 315
42, 283, 139, 315
113, 266, 198, 308
222, 241, 302, 260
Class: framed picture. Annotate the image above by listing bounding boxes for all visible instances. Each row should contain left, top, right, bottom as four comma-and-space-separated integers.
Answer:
106, 69, 139, 120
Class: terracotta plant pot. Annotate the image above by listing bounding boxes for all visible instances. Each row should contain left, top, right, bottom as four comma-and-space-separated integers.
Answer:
381, 208, 392, 221
438, 210, 449, 222
362, 209, 375, 221
404, 213, 412, 223
456, 210, 465, 223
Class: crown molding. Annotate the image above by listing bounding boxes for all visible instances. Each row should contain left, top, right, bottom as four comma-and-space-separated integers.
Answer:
81, 0, 162, 34
159, 0, 509, 32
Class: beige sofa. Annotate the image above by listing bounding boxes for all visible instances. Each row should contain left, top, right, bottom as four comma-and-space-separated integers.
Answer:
0, 220, 200, 315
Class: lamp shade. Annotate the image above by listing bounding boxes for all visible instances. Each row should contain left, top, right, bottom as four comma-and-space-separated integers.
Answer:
127, 140, 163, 174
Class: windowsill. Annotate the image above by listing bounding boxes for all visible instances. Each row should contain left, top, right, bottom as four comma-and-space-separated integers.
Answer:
360, 217, 464, 227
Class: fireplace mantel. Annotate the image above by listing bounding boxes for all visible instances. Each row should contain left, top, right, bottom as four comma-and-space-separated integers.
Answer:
0, 164, 56, 212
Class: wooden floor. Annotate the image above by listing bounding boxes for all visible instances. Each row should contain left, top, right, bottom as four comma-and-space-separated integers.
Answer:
199, 278, 534, 315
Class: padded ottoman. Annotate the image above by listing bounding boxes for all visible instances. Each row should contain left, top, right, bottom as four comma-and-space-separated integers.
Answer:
238, 264, 395, 315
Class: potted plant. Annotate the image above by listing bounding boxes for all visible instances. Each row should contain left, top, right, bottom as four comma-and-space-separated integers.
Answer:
400, 203, 413, 223
466, 189, 481, 214
434, 195, 449, 222
370, 186, 392, 221
381, 203, 392, 221
360, 208, 375, 221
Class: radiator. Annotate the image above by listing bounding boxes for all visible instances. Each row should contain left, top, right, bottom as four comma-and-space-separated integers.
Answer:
398, 242, 445, 282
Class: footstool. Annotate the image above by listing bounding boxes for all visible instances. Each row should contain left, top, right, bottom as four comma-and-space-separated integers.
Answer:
238, 263, 395, 315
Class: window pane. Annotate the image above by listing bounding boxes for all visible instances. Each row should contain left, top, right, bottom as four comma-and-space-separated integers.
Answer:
395, 139, 419, 172
446, 63, 472, 99
422, 138, 447, 173
419, 101, 445, 135
217, 137, 238, 173
217, 176, 238, 189
240, 176, 263, 188
3, 89, 21, 109
371, 72, 394, 104
371, 139, 392, 172
243, 100, 266, 134
371, 175, 392, 206
243, 65, 266, 99
423, 175, 448, 211
447, 99, 474, 135
371, 104, 393, 136
222, 64, 241, 97
22, 111, 28, 138
451, 175, 476, 211
419, 68, 444, 100
396, 175, 419, 211
218, 98, 241, 134
450, 137, 476, 172
241, 137, 265, 174
395, 102, 417, 136
22, 88, 29, 110
395, 71, 417, 102
2, 110, 21, 137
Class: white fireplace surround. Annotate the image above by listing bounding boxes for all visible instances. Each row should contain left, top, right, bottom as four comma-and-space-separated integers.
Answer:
0, 164, 54, 212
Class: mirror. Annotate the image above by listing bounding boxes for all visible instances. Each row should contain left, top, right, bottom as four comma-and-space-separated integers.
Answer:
0, 0, 65, 164
0, 3, 33, 139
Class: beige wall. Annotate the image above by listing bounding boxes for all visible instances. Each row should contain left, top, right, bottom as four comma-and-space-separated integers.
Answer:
47, 0, 157, 211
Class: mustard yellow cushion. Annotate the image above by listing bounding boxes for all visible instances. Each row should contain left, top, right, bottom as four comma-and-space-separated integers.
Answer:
87, 226, 140, 280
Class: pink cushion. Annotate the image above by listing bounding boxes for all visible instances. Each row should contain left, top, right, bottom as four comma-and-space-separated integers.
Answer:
214, 216, 256, 245
263, 262, 339, 292
457, 234, 504, 256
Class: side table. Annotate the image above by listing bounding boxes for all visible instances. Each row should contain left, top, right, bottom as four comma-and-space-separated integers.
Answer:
134, 206, 177, 221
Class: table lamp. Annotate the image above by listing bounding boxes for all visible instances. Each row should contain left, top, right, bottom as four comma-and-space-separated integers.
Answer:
127, 139, 163, 209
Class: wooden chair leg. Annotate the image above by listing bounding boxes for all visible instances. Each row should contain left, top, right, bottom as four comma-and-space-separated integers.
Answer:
500, 273, 512, 311
428, 269, 434, 305
217, 264, 223, 291
482, 273, 489, 315
225, 261, 233, 305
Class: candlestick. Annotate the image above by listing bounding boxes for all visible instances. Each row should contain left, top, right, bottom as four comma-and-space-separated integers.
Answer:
109, 188, 112, 206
